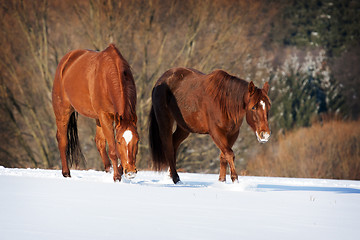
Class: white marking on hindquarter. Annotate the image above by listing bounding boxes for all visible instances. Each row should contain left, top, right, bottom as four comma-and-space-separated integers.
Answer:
123, 130, 133, 145
260, 100, 266, 110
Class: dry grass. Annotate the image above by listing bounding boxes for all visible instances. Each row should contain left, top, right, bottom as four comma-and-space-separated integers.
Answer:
246, 120, 360, 180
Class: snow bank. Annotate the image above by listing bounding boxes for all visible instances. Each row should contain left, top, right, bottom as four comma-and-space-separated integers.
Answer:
0, 167, 359, 240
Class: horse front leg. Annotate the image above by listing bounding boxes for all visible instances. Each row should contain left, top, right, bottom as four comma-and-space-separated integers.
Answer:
98, 113, 122, 181
219, 152, 228, 182
95, 120, 111, 172
211, 129, 239, 183
223, 150, 238, 182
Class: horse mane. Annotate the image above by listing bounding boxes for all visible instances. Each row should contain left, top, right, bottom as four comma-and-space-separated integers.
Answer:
206, 70, 272, 121
206, 70, 249, 121
104, 44, 137, 122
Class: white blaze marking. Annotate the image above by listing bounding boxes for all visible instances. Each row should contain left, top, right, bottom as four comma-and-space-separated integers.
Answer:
260, 100, 266, 110
123, 130, 133, 145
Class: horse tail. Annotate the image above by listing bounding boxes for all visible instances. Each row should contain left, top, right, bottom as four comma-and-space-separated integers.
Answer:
66, 112, 85, 167
149, 105, 168, 171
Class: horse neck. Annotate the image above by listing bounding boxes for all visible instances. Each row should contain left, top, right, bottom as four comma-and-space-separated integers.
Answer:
103, 49, 137, 121
226, 84, 248, 123
119, 72, 137, 122
207, 71, 248, 123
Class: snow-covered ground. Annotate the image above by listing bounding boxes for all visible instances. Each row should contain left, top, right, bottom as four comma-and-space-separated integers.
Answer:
1, 166, 359, 240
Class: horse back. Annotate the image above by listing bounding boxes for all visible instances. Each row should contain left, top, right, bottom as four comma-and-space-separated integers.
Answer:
153, 67, 246, 134
53, 45, 135, 120
154, 67, 213, 133
54, 46, 117, 117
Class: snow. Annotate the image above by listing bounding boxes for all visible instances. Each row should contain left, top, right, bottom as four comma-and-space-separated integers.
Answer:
1, 166, 360, 240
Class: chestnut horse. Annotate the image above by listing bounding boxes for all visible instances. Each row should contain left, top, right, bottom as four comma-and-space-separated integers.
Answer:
52, 44, 139, 181
149, 67, 271, 184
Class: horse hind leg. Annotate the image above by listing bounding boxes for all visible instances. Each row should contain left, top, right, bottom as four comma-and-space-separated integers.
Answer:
95, 120, 111, 172
162, 122, 180, 183
172, 125, 190, 166
152, 104, 180, 183
55, 108, 85, 178
55, 110, 73, 177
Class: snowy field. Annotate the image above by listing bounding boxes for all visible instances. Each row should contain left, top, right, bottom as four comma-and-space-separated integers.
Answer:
1, 166, 360, 240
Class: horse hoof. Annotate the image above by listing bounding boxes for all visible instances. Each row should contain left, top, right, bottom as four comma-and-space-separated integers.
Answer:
173, 176, 181, 184
113, 175, 122, 182
231, 176, 239, 183
62, 172, 71, 178
218, 177, 226, 182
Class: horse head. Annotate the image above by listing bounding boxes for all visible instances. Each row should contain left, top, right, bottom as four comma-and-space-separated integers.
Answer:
115, 117, 139, 179
244, 81, 271, 143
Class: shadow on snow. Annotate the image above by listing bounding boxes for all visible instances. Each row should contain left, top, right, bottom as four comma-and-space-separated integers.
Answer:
256, 184, 360, 194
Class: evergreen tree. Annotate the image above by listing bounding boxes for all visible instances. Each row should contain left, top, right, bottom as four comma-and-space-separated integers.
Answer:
269, 51, 345, 133
272, 0, 360, 56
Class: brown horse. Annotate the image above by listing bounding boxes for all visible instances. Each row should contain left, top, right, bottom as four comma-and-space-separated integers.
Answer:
52, 44, 139, 181
149, 67, 271, 184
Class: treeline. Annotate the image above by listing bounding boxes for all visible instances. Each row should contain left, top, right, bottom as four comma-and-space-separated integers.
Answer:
0, 0, 359, 178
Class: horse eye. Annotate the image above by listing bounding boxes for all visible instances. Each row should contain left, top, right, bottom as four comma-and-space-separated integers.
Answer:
252, 105, 256, 110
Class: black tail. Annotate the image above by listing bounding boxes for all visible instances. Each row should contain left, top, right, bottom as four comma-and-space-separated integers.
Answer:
66, 112, 85, 167
149, 106, 168, 170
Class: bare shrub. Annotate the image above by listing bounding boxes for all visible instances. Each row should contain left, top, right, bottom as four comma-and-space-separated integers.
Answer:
246, 120, 360, 180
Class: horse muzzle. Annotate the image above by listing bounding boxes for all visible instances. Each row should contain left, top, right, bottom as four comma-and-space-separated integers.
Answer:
124, 168, 137, 179
256, 131, 270, 143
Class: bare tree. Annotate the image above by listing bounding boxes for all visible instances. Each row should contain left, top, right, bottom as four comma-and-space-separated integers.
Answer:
0, 0, 57, 168
0, 0, 279, 173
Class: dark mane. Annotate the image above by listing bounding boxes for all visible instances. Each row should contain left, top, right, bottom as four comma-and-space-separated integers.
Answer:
106, 44, 137, 122
206, 70, 248, 121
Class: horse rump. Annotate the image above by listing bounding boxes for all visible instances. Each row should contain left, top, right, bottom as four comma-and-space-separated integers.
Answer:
66, 112, 85, 167
149, 106, 168, 171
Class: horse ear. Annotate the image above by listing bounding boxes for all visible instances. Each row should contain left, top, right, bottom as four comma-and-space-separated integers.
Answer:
263, 82, 270, 94
248, 81, 256, 95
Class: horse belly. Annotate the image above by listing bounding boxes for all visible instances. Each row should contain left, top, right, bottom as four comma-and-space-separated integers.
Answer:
182, 111, 209, 134
172, 93, 209, 134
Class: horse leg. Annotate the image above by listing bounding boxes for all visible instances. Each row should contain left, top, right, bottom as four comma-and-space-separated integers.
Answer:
95, 120, 111, 172
54, 110, 73, 177
163, 123, 179, 183
224, 150, 238, 182
98, 113, 121, 181
211, 130, 239, 182
153, 106, 180, 183
219, 152, 228, 182
166, 137, 179, 183
172, 125, 190, 166
223, 131, 239, 182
